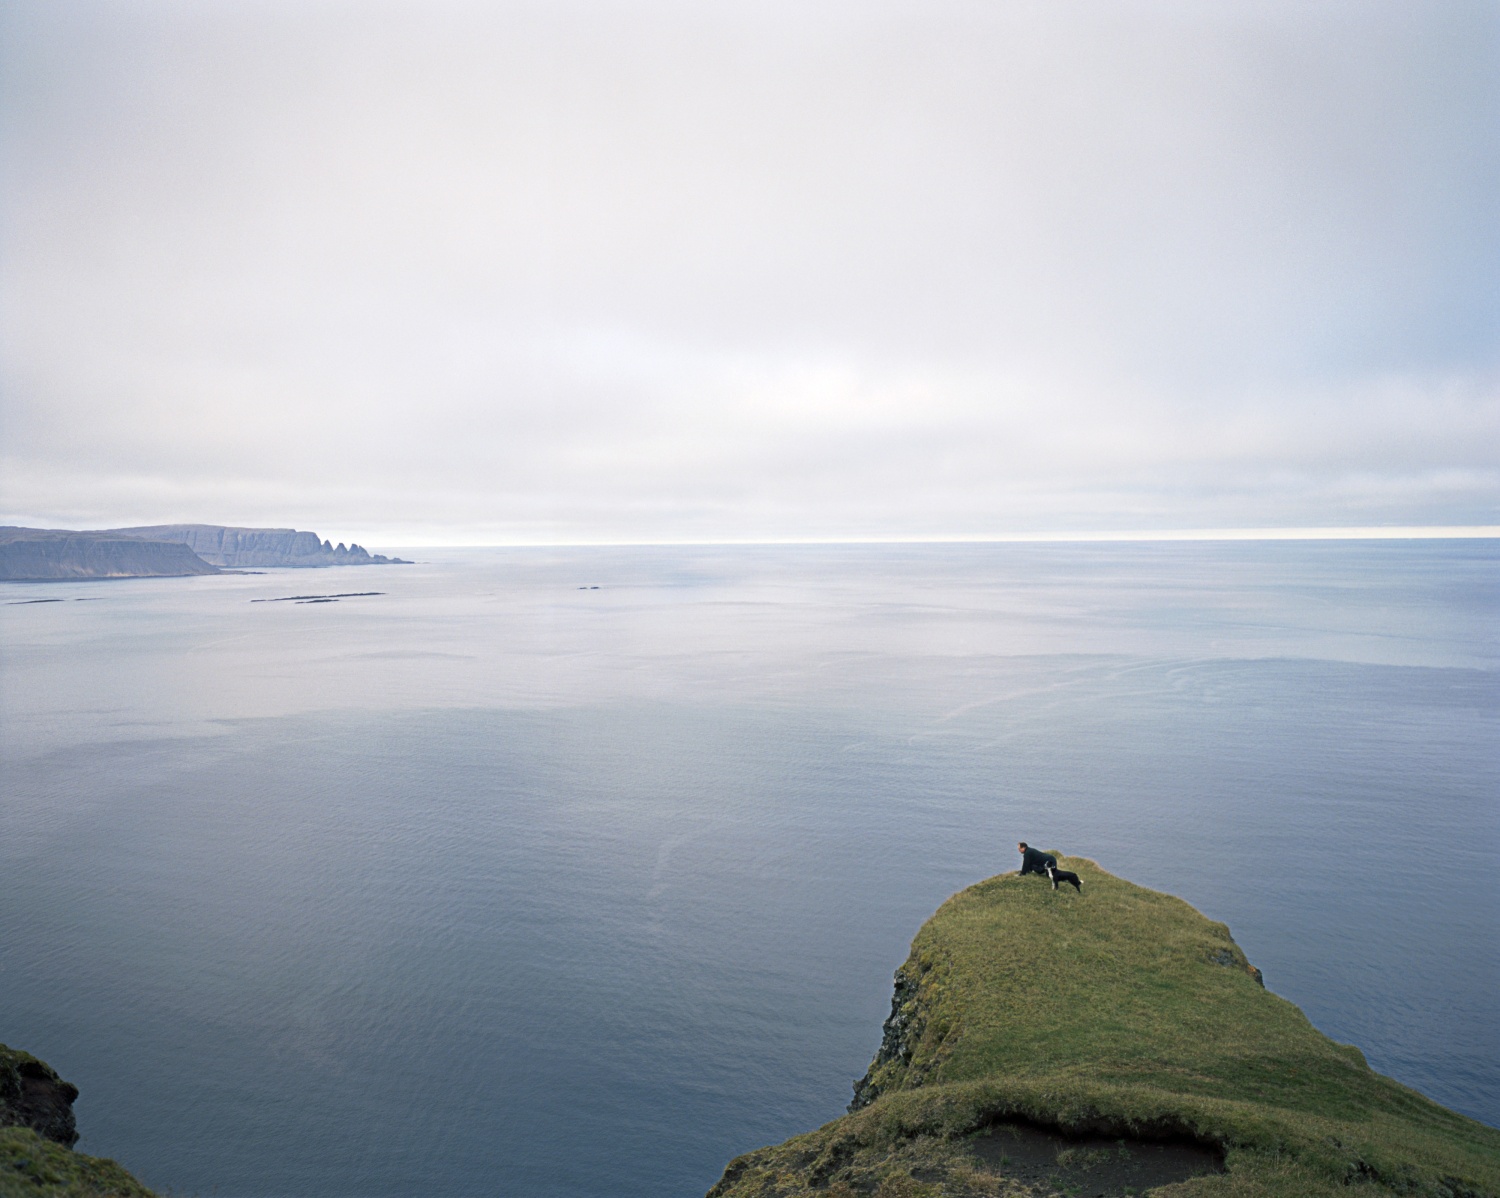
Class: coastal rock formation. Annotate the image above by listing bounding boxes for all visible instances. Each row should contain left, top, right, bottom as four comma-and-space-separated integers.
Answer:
0, 1046, 78, 1147
0, 528, 220, 581
709, 859, 1500, 1198
0, 1044, 155, 1197
110, 525, 409, 568
845, 960, 927, 1113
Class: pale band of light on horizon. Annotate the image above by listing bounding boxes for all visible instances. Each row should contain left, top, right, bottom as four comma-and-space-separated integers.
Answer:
401, 525, 1500, 549
971, 525, 1500, 544
1, 1, 1496, 546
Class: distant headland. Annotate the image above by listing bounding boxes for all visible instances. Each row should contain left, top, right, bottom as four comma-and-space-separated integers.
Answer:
0, 524, 410, 580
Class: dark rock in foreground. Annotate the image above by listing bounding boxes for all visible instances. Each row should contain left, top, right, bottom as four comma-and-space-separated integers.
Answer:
0, 1045, 79, 1147
1, 1043, 155, 1196
111, 524, 410, 568
0, 527, 220, 580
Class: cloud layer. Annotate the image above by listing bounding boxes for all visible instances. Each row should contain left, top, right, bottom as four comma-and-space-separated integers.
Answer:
3, 0, 1496, 542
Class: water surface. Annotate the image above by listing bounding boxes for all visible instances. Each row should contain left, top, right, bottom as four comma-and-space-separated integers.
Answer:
2, 541, 1496, 1196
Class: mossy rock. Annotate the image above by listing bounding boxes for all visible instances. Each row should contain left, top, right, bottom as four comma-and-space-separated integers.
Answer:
0, 1047, 78, 1149
708, 860, 1500, 1198
0, 1048, 155, 1198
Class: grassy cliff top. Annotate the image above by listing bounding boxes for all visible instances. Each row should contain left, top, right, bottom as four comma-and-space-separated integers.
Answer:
0, 1046, 154, 1198
709, 858, 1500, 1198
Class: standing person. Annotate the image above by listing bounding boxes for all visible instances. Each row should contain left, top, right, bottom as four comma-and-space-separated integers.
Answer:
1017, 842, 1057, 877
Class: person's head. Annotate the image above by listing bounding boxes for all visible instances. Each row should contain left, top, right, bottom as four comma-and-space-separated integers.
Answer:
1018, 842, 1027, 852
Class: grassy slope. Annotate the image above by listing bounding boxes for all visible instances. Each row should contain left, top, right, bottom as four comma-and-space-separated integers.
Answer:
0, 1130, 154, 1198
709, 859, 1499, 1198
0, 1047, 154, 1198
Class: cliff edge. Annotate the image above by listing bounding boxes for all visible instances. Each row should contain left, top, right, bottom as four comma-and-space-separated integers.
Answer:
110, 525, 408, 568
0, 1047, 78, 1148
0, 523, 411, 579
0, 528, 219, 581
0, 1044, 154, 1197
708, 858, 1500, 1198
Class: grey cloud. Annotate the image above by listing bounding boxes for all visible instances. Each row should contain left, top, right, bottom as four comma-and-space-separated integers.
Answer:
1, 0, 1496, 541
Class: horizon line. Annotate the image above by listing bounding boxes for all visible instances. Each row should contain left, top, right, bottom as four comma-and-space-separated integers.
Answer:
375, 524, 1500, 548
6, 521, 1498, 548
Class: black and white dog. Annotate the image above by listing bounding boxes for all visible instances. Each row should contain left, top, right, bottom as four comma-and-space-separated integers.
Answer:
1045, 864, 1082, 893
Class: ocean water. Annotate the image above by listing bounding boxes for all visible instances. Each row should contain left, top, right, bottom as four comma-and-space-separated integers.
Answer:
1, 541, 1496, 1197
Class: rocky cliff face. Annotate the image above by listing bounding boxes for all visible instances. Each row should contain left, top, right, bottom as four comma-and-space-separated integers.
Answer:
111, 525, 408, 568
0, 528, 221, 580
847, 963, 930, 1112
0, 1045, 156, 1196
0, 1046, 79, 1147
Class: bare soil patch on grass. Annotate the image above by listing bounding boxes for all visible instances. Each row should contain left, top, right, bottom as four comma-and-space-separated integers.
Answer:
965, 1122, 1224, 1197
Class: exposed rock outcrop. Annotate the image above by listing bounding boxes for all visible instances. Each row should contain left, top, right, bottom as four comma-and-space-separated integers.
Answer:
0, 528, 220, 581
110, 525, 409, 568
847, 945, 962, 1114
0, 1045, 156, 1196
0, 1046, 79, 1147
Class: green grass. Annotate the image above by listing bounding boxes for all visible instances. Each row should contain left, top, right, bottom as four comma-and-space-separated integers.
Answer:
707, 859, 1500, 1198
1, 1046, 154, 1198
0, 1129, 153, 1198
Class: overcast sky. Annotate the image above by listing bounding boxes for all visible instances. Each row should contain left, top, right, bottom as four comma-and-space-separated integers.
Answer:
2, 0, 1496, 545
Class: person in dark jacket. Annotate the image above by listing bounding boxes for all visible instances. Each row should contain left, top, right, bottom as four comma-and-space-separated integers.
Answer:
1017, 842, 1057, 876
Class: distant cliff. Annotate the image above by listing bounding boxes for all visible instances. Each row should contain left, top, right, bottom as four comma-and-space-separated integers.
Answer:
111, 525, 410, 568
0, 528, 221, 581
0, 1043, 154, 1196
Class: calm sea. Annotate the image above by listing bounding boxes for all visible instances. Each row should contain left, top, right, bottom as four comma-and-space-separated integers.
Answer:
1, 541, 1496, 1197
